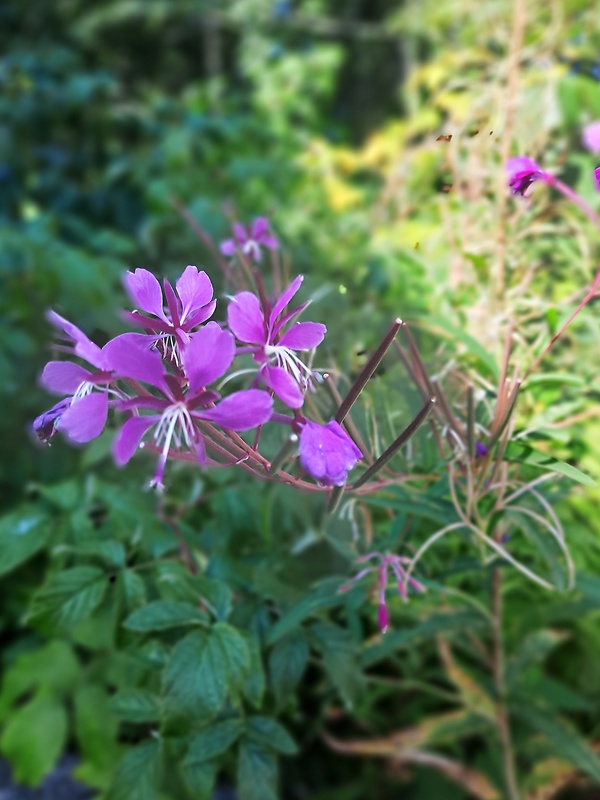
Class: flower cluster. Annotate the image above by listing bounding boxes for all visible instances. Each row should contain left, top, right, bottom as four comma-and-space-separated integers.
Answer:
35, 254, 363, 491
339, 552, 426, 634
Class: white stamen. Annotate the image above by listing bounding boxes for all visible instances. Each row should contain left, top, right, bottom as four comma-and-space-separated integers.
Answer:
153, 402, 196, 454
264, 344, 314, 390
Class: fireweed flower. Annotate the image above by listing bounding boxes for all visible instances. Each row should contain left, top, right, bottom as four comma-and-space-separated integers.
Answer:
582, 121, 600, 153
112, 322, 273, 490
505, 156, 548, 197
227, 275, 326, 408
123, 265, 216, 364
595, 167, 600, 192
220, 217, 278, 262
339, 552, 426, 634
297, 419, 362, 486
37, 311, 152, 444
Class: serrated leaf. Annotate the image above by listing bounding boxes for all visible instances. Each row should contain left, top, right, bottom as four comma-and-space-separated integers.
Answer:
269, 631, 309, 709
76, 539, 126, 568
0, 504, 53, 577
185, 719, 243, 763
243, 634, 266, 709
515, 704, 600, 783
124, 600, 208, 632
109, 689, 161, 723
238, 738, 278, 800
163, 624, 250, 720
119, 569, 147, 612
74, 684, 120, 789
29, 566, 108, 630
107, 740, 161, 800
267, 578, 345, 644
197, 575, 232, 620
0, 692, 67, 785
246, 717, 298, 755
180, 759, 217, 800
0, 640, 80, 719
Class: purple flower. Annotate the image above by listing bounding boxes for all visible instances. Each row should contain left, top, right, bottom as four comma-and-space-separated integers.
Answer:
123, 265, 216, 362
220, 217, 279, 262
595, 166, 600, 192
111, 322, 273, 490
227, 275, 326, 408
38, 312, 157, 444
582, 121, 600, 153
297, 419, 362, 486
340, 552, 425, 634
506, 156, 547, 196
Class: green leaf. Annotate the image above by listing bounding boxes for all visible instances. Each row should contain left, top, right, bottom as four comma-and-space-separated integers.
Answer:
267, 578, 345, 644
163, 624, 250, 720
107, 740, 161, 800
73, 684, 120, 789
418, 315, 499, 378
506, 630, 568, 688
269, 631, 309, 708
124, 600, 208, 632
185, 719, 244, 763
514, 704, 600, 783
76, 539, 126, 568
0, 640, 80, 719
246, 717, 298, 755
0, 504, 52, 577
108, 689, 161, 723
361, 610, 489, 667
311, 623, 364, 708
197, 575, 232, 620
504, 442, 595, 486
119, 569, 147, 612
180, 759, 216, 800
0, 692, 67, 785
29, 566, 108, 630
243, 634, 266, 709
364, 487, 459, 526
238, 738, 278, 800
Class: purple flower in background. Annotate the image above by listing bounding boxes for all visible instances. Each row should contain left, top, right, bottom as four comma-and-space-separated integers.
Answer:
123, 266, 216, 362
220, 217, 279, 262
38, 312, 157, 444
297, 419, 362, 486
112, 322, 273, 490
582, 121, 600, 153
339, 552, 426, 634
594, 166, 600, 192
227, 275, 326, 408
506, 156, 547, 197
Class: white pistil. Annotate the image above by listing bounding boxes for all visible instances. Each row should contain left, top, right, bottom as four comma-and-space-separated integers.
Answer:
264, 344, 313, 389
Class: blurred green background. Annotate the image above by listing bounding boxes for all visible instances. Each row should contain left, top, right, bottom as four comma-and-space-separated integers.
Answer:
3, 1, 600, 798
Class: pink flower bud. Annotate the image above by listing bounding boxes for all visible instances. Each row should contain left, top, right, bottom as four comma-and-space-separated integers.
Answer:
377, 602, 389, 634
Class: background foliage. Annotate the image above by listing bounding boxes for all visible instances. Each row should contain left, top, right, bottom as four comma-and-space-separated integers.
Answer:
2, 0, 600, 798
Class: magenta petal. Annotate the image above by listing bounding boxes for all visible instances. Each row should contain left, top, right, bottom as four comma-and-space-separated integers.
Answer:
184, 322, 235, 393
125, 269, 168, 322
594, 166, 600, 192
251, 217, 269, 239
582, 121, 600, 153
198, 389, 273, 430
505, 156, 541, 176
41, 361, 92, 394
184, 299, 217, 329
47, 311, 105, 369
279, 321, 326, 351
220, 239, 237, 256
260, 234, 279, 250
57, 393, 108, 443
270, 275, 304, 326
298, 420, 362, 486
176, 266, 214, 322
262, 365, 304, 409
233, 222, 247, 243
33, 398, 72, 443
103, 333, 169, 393
113, 415, 156, 465
227, 292, 266, 345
